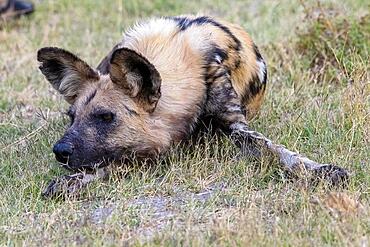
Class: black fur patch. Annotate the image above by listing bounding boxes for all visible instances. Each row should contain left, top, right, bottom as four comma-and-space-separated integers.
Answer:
167, 16, 241, 51
204, 46, 229, 83
253, 43, 263, 61
249, 77, 263, 96
213, 47, 228, 62
84, 89, 97, 105
241, 74, 265, 105
66, 107, 75, 125
253, 43, 267, 85
262, 61, 267, 85
39, 59, 66, 87
123, 104, 139, 116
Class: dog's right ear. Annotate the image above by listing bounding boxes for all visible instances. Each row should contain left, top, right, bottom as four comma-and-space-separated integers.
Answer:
109, 48, 162, 113
37, 47, 99, 104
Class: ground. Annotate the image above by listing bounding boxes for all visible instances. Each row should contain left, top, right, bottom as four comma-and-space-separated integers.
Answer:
0, 0, 369, 246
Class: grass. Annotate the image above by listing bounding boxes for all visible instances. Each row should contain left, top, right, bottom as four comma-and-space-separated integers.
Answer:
0, 0, 369, 245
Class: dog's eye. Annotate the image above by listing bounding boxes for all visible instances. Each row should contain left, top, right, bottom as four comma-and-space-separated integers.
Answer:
97, 112, 115, 123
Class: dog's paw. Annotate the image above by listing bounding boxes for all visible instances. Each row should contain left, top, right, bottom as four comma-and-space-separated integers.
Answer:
312, 164, 350, 187
42, 173, 85, 199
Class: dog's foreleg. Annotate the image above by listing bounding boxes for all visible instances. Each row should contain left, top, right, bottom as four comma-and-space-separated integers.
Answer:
230, 122, 349, 186
42, 166, 110, 198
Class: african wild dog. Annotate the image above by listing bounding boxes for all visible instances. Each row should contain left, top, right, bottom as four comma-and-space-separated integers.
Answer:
37, 15, 348, 197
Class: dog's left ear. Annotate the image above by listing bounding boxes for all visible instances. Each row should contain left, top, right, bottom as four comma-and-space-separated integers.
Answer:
37, 47, 99, 104
109, 48, 161, 113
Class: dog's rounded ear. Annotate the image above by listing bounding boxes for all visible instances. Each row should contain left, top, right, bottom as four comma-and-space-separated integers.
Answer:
109, 48, 161, 113
37, 47, 99, 104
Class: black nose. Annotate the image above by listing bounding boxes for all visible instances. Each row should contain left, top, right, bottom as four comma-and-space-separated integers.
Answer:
53, 142, 74, 162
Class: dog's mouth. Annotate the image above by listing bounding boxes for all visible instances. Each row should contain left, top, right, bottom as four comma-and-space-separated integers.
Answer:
56, 157, 111, 172
53, 146, 129, 171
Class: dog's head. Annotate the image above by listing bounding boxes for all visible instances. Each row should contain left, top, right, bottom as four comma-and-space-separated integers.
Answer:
37, 47, 162, 170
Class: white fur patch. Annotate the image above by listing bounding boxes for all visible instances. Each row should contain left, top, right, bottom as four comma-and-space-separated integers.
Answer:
227, 105, 241, 112
124, 18, 178, 46
59, 72, 82, 97
215, 54, 222, 64
230, 122, 246, 131
256, 59, 266, 83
